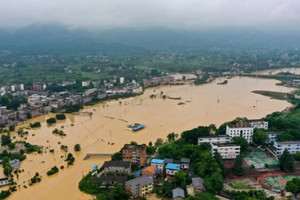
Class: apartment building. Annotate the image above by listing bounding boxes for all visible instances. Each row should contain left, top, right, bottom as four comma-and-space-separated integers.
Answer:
211, 143, 241, 159
273, 141, 300, 155
122, 144, 147, 167
125, 176, 154, 197
198, 135, 232, 144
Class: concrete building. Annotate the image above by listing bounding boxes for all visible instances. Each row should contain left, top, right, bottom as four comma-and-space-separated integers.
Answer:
102, 161, 131, 174
93, 175, 127, 186
150, 159, 164, 173
125, 176, 154, 197
180, 158, 191, 170
266, 131, 281, 144
120, 77, 125, 84
211, 143, 241, 159
172, 187, 185, 200
198, 135, 232, 144
192, 177, 206, 193
226, 124, 254, 143
142, 166, 159, 178
0, 178, 9, 186
273, 141, 300, 155
10, 159, 20, 168
122, 144, 147, 167
249, 120, 268, 130
165, 163, 181, 177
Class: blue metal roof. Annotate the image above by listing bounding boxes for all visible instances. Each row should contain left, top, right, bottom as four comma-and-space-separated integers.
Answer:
151, 159, 164, 164
166, 163, 180, 170
132, 124, 145, 131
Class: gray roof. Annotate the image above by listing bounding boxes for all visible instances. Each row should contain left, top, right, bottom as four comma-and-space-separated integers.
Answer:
10, 159, 20, 168
126, 176, 153, 187
103, 161, 131, 169
181, 158, 191, 164
172, 187, 185, 198
164, 158, 174, 164
94, 175, 127, 185
192, 177, 205, 188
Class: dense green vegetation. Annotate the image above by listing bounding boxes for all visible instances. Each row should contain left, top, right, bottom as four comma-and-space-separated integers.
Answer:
264, 105, 300, 141
46, 118, 57, 125
65, 153, 75, 165
29, 122, 41, 128
285, 178, 300, 194
224, 190, 274, 200
279, 149, 295, 172
79, 173, 129, 200
74, 144, 81, 151
55, 113, 66, 120
47, 166, 59, 176
1, 135, 12, 146
232, 137, 248, 153
253, 129, 269, 146
0, 190, 11, 199
233, 155, 244, 176
52, 128, 66, 136
0, 94, 27, 111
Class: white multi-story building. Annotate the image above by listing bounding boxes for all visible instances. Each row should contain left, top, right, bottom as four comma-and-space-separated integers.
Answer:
198, 135, 232, 145
211, 143, 241, 159
226, 124, 254, 143
273, 141, 300, 155
249, 120, 268, 130
266, 131, 281, 144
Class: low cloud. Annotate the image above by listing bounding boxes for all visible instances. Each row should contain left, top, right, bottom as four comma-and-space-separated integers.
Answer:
0, 0, 299, 29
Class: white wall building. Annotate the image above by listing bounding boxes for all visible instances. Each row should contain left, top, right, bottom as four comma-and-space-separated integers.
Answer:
274, 141, 300, 155
249, 120, 268, 130
198, 135, 232, 145
211, 143, 241, 159
0, 178, 9, 186
226, 124, 254, 143
266, 131, 281, 144
120, 77, 125, 84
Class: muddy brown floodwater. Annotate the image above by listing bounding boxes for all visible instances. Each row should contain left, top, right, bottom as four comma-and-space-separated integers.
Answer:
4, 77, 294, 200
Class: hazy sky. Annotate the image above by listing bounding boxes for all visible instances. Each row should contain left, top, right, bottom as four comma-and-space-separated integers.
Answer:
1, 0, 300, 30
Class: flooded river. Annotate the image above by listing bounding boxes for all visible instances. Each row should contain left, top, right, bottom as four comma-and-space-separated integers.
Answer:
5, 76, 294, 200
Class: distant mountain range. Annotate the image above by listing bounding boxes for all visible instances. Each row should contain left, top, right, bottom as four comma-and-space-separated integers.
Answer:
0, 24, 300, 55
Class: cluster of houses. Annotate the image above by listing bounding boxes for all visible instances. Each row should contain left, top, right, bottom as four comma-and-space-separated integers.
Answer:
0, 79, 143, 127
198, 119, 300, 159
92, 143, 204, 199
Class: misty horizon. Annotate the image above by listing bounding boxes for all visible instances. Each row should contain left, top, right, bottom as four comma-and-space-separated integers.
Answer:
1, 0, 300, 30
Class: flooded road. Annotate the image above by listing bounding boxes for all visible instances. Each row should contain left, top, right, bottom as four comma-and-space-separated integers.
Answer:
6, 77, 294, 200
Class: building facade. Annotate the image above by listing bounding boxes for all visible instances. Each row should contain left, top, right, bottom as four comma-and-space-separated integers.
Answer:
198, 135, 232, 144
102, 161, 131, 174
266, 131, 281, 144
165, 163, 181, 177
125, 176, 154, 197
122, 144, 147, 167
211, 143, 241, 159
273, 141, 300, 155
226, 124, 254, 143
150, 159, 165, 173
249, 120, 268, 130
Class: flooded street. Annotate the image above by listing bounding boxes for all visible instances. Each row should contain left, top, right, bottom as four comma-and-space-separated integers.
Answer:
6, 77, 294, 200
